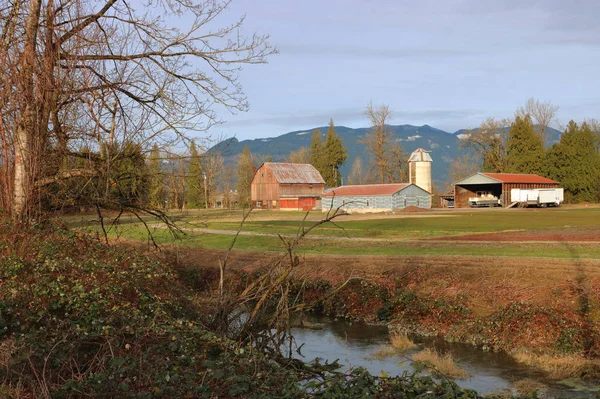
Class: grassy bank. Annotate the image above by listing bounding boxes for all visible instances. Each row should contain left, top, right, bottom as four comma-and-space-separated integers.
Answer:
3, 223, 523, 398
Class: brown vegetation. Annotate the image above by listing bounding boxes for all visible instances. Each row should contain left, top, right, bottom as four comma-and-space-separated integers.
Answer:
513, 351, 600, 380
512, 379, 547, 397
369, 333, 416, 360
412, 349, 470, 379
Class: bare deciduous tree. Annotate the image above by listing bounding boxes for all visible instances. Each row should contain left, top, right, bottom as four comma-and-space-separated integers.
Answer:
516, 97, 558, 145
459, 117, 511, 173
448, 152, 480, 185
287, 146, 311, 164
585, 118, 600, 152
361, 103, 393, 183
348, 156, 365, 185
386, 143, 407, 183
0, 0, 276, 222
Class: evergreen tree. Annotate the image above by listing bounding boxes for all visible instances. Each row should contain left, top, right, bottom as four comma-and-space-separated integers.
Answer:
147, 144, 166, 208
506, 115, 546, 175
110, 143, 149, 206
236, 145, 256, 207
322, 119, 347, 186
309, 128, 325, 175
185, 141, 204, 208
546, 121, 600, 203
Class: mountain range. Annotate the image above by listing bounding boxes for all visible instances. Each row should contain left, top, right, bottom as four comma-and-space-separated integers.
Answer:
210, 124, 562, 186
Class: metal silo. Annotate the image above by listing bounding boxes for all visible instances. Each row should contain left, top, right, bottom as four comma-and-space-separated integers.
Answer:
408, 148, 433, 193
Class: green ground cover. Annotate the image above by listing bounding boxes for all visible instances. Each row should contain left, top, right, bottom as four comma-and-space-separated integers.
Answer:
90, 223, 600, 259
72, 207, 600, 259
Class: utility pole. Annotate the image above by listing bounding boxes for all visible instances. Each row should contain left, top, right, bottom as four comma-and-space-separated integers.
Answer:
203, 173, 208, 209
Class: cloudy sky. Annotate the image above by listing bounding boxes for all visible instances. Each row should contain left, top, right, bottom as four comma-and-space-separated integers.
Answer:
205, 0, 600, 140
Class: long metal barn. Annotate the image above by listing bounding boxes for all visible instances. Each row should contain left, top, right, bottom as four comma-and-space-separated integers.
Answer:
453, 173, 559, 208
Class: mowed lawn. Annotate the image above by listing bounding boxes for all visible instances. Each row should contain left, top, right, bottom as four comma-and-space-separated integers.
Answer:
72, 207, 600, 259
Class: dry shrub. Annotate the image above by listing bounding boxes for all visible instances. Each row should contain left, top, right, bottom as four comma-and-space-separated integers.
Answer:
0, 382, 27, 399
513, 350, 600, 379
390, 333, 417, 351
0, 337, 16, 368
368, 333, 417, 360
368, 345, 399, 360
412, 348, 471, 379
513, 379, 547, 397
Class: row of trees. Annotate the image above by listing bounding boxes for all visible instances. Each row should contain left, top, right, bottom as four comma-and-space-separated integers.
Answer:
459, 98, 600, 202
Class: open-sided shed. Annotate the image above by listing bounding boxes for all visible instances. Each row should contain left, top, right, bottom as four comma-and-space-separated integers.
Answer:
453, 173, 558, 208
322, 183, 431, 213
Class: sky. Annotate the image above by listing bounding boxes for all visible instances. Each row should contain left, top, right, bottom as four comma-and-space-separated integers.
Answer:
203, 0, 600, 140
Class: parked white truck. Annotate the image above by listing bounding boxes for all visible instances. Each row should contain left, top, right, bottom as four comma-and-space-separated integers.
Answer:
510, 188, 564, 207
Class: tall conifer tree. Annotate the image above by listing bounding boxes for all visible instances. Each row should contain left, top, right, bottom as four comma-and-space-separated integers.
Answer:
546, 121, 600, 202
236, 145, 256, 207
185, 141, 204, 208
309, 128, 325, 173
147, 144, 166, 208
506, 115, 546, 175
322, 119, 348, 186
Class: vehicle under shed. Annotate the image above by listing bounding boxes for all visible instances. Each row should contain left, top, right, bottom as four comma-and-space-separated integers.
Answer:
453, 173, 559, 208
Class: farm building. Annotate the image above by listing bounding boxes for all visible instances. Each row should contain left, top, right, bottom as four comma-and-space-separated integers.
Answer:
322, 184, 432, 213
453, 173, 559, 208
251, 163, 325, 210
408, 148, 433, 193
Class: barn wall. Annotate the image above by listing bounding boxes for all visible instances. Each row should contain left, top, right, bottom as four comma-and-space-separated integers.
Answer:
322, 186, 432, 211
392, 185, 431, 208
279, 183, 324, 197
251, 164, 279, 208
280, 197, 319, 211
323, 195, 393, 210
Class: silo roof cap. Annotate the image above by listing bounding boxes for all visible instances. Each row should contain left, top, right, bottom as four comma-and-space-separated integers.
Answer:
408, 148, 432, 162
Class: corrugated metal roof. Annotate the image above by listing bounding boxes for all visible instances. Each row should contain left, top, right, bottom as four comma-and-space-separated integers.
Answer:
323, 184, 410, 197
264, 163, 325, 184
408, 148, 433, 162
481, 173, 558, 184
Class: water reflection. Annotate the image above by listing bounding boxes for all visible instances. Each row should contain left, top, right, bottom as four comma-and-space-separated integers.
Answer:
291, 315, 599, 398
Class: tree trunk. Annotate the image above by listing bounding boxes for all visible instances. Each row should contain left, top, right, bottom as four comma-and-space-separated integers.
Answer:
13, 125, 30, 221
12, 0, 42, 222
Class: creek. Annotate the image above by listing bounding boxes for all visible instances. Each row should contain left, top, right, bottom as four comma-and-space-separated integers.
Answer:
291, 315, 600, 398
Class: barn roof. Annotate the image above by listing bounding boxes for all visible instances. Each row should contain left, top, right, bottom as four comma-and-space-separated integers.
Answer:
455, 172, 557, 185
263, 163, 325, 184
323, 184, 411, 197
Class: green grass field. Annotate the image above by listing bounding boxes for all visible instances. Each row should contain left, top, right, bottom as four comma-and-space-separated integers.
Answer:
70, 207, 600, 259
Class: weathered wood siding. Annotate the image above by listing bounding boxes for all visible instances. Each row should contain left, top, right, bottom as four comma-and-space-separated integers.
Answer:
251, 164, 325, 209
251, 164, 279, 207
279, 183, 324, 197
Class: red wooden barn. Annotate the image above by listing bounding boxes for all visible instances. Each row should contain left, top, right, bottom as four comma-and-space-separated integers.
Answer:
250, 163, 325, 210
